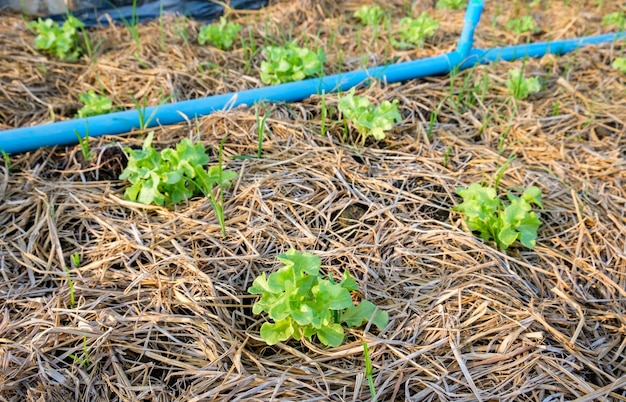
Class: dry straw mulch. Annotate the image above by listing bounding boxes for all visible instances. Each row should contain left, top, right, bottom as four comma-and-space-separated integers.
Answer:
1, 0, 626, 401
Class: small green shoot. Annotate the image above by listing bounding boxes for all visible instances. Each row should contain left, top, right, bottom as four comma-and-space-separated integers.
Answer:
28, 15, 85, 61
68, 336, 90, 369
77, 90, 113, 118
436, 0, 467, 10
120, 133, 236, 208
74, 128, 95, 161
363, 342, 377, 401
505, 68, 541, 100
255, 105, 269, 158
337, 88, 402, 144
506, 16, 538, 35
260, 42, 325, 84
64, 266, 75, 309
248, 249, 388, 348
354, 5, 386, 26
613, 57, 626, 74
602, 11, 626, 29
1, 150, 12, 170
198, 16, 242, 50
320, 90, 328, 136
205, 135, 236, 236
453, 183, 543, 250
394, 13, 439, 48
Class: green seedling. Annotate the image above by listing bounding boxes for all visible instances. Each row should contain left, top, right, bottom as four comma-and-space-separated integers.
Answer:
363, 342, 377, 401
64, 266, 75, 309
206, 135, 236, 236
77, 90, 113, 118
613, 57, 626, 74
68, 336, 90, 368
602, 11, 626, 29
337, 88, 402, 144
354, 5, 386, 26
198, 16, 242, 50
248, 249, 388, 348
506, 15, 538, 35
28, 15, 85, 61
394, 13, 439, 48
255, 104, 269, 158
1, 150, 11, 170
260, 42, 325, 84
453, 183, 543, 250
436, 0, 467, 10
120, 132, 236, 207
74, 127, 95, 161
505, 68, 541, 100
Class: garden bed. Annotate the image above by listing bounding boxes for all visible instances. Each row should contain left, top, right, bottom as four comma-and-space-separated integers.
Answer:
1, 0, 625, 400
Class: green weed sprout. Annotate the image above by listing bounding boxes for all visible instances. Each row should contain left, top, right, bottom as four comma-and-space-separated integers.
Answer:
248, 249, 388, 347
436, 0, 467, 10
77, 90, 113, 118
198, 16, 242, 50
354, 5, 386, 26
506, 16, 538, 35
395, 13, 439, 48
506, 68, 541, 100
119, 132, 236, 207
453, 183, 543, 250
28, 15, 85, 61
613, 57, 626, 74
260, 42, 325, 84
602, 11, 626, 29
337, 88, 402, 144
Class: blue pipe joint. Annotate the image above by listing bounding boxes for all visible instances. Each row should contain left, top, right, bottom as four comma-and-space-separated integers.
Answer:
456, 0, 484, 58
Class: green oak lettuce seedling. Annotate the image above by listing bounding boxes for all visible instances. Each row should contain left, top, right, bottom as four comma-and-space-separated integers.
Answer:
338, 88, 402, 144
354, 5, 386, 26
248, 249, 388, 347
453, 183, 543, 250
506, 16, 538, 35
602, 11, 626, 29
395, 13, 439, 48
506, 68, 541, 100
119, 132, 236, 207
77, 90, 113, 118
198, 17, 242, 50
436, 0, 467, 10
260, 43, 325, 84
28, 15, 85, 61
613, 57, 626, 74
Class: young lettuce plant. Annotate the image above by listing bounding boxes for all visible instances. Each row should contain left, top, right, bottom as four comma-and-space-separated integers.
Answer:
119, 133, 237, 225
248, 249, 388, 348
394, 13, 439, 48
613, 57, 626, 74
505, 16, 539, 35
506, 68, 541, 100
198, 16, 242, 50
28, 15, 85, 61
436, 0, 467, 10
453, 183, 543, 250
354, 5, 386, 26
76, 90, 113, 118
337, 88, 402, 144
602, 11, 626, 29
260, 42, 325, 84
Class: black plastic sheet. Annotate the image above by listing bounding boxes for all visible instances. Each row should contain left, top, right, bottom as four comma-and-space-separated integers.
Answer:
50, 0, 269, 27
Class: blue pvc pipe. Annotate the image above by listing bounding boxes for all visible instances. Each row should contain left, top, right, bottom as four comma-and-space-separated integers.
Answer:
457, 0, 484, 57
0, 52, 463, 154
461, 31, 626, 68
